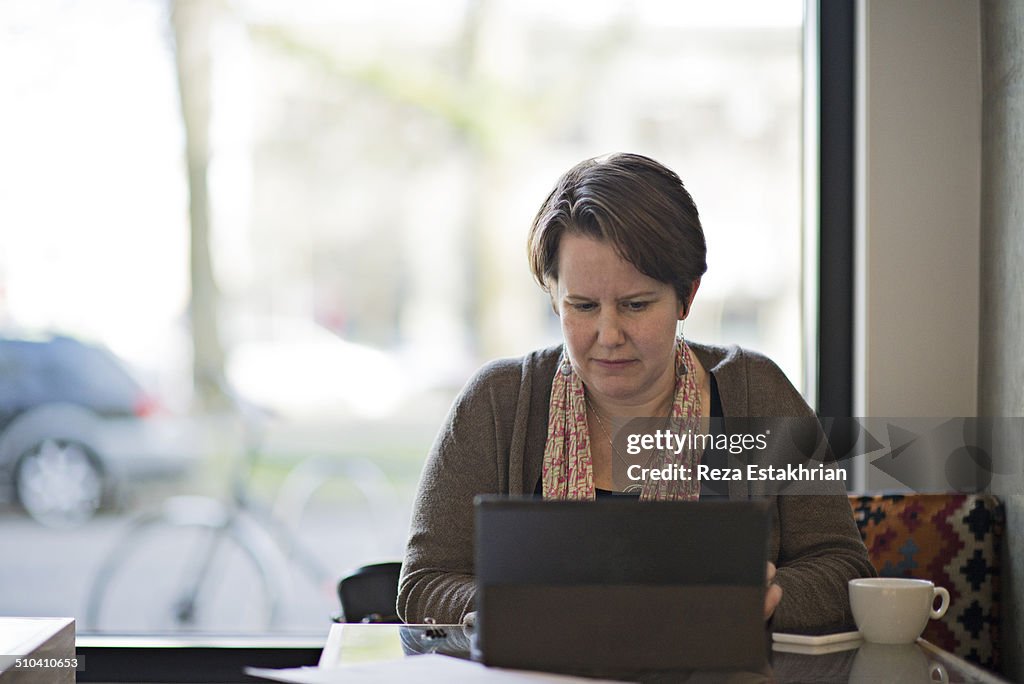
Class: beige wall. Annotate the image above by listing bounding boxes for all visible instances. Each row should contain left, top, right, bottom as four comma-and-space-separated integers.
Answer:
857, 3, 1024, 678
978, 1, 1024, 680
856, 0, 981, 422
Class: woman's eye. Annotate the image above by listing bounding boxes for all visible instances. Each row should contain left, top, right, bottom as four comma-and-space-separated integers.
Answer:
572, 302, 597, 312
625, 301, 649, 311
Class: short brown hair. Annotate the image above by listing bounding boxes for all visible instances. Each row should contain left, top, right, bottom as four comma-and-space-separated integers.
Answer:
527, 153, 707, 311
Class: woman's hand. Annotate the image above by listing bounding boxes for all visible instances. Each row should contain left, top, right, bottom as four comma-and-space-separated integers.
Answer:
765, 562, 783, 621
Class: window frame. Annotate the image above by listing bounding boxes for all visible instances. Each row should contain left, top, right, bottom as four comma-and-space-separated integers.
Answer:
76, 2, 855, 679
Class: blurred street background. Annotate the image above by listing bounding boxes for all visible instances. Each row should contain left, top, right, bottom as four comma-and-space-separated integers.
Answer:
0, 0, 803, 633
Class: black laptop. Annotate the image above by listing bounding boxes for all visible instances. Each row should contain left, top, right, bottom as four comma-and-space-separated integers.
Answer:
474, 496, 771, 675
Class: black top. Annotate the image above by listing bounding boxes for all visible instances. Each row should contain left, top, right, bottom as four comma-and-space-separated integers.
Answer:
534, 374, 727, 499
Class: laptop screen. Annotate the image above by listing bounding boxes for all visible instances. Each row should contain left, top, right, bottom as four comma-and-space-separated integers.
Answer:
474, 497, 771, 674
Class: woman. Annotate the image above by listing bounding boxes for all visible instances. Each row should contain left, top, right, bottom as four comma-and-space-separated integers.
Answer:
398, 153, 874, 631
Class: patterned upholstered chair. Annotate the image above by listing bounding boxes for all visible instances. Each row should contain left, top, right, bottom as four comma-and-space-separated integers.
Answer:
848, 494, 1003, 671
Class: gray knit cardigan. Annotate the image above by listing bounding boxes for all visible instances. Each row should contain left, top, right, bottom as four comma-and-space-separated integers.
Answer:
398, 342, 876, 631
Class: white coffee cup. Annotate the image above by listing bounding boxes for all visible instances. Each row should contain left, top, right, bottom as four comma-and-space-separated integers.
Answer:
849, 578, 950, 644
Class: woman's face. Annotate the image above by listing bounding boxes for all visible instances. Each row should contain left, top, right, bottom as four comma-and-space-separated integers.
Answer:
553, 233, 692, 409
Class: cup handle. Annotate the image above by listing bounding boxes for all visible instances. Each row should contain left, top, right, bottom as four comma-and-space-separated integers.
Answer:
931, 587, 950, 619
930, 662, 948, 683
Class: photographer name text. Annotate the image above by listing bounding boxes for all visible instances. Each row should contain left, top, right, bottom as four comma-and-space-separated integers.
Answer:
626, 463, 847, 483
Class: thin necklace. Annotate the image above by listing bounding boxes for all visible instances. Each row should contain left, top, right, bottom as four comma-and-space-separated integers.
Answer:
586, 396, 647, 494
584, 395, 633, 471
586, 395, 677, 487
585, 396, 671, 497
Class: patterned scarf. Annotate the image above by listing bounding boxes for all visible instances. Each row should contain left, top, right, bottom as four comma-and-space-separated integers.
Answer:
541, 336, 703, 501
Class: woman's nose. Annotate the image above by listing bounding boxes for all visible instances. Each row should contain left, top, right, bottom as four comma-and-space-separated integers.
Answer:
596, 310, 626, 347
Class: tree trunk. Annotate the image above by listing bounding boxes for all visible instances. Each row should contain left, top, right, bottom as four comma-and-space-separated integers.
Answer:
172, 0, 226, 410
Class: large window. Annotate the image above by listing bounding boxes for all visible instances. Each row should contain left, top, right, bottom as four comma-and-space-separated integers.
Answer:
0, 0, 803, 633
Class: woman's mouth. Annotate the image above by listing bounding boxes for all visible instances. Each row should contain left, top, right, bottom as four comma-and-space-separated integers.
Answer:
593, 358, 636, 369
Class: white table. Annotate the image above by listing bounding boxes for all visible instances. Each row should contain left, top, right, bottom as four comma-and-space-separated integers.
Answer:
0, 617, 76, 684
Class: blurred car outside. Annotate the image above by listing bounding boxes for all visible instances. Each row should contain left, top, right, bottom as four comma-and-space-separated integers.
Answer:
224, 318, 416, 420
0, 332, 199, 527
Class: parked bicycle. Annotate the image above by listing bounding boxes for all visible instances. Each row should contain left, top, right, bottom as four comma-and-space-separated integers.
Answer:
84, 376, 404, 632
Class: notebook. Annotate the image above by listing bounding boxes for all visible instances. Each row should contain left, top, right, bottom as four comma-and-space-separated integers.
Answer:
474, 496, 771, 676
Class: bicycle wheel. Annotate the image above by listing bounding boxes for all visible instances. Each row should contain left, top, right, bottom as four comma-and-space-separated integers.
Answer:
85, 496, 288, 633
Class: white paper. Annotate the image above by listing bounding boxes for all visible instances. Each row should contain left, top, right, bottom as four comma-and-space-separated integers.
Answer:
246, 654, 626, 683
